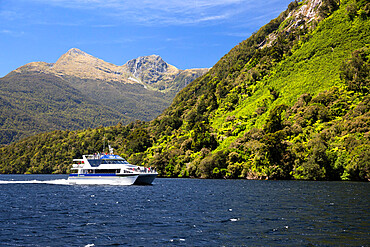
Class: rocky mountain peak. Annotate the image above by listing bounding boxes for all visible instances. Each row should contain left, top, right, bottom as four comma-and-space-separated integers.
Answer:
54, 48, 94, 66
65, 48, 88, 57
51, 48, 129, 81
124, 55, 172, 77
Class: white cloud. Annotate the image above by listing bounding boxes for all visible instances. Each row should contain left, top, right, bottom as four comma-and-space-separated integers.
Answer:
0, 10, 21, 21
1, 29, 25, 37
29, 0, 256, 25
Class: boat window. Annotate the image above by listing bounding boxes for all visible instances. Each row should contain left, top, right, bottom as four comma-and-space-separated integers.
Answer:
101, 160, 115, 164
88, 160, 101, 167
101, 159, 128, 164
115, 160, 129, 164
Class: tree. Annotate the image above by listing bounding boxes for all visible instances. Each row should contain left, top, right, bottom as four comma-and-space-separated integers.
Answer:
262, 130, 291, 179
340, 47, 370, 93
319, 0, 340, 18
190, 122, 217, 152
346, 145, 370, 181
127, 128, 152, 153
264, 104, 288, 133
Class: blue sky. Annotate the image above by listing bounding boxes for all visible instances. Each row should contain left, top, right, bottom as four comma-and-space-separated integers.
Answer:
0, 0, 293, 77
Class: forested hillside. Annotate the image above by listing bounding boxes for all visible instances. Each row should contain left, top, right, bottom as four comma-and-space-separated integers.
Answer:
0, 0, 369, 180
0, 50, 207, 144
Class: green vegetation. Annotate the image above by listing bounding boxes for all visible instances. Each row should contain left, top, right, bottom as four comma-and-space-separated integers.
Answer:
0, 0, 369, 181
0, 64, 205, 145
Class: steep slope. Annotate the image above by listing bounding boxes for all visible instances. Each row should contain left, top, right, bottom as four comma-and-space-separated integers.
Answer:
0, 71, 129, 144
0, 0, 369, 180
146, 0, 370, 180
0, 49, 207, 144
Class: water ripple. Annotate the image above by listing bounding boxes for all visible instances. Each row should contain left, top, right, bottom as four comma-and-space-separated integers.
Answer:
0, 175, 369, 246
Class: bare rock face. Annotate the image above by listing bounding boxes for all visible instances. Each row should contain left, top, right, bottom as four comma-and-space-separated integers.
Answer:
123, 55, 180, 85
125, 55, 172, 77
286, 0, 322, 30
260, 0, 323, 49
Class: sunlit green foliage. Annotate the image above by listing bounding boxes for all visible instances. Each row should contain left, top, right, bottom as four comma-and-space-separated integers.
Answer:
340, 46, 370, 93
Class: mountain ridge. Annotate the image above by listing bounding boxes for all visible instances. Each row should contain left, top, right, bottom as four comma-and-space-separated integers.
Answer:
0, 49, 208, 144
11, 48, 208, 88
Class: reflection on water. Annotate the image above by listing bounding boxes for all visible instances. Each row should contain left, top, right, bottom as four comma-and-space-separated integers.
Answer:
0, 175, 369, 246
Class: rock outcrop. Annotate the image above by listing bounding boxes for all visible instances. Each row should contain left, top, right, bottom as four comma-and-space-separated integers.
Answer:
260, 0, 323, 49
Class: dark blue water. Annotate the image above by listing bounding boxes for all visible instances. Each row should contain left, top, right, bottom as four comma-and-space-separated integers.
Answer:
0, 175, 369, 246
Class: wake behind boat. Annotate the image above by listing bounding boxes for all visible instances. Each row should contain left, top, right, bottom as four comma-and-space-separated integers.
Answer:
68, 145, 157, 185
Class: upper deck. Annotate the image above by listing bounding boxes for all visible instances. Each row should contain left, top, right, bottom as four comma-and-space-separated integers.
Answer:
72, 153, 130, 168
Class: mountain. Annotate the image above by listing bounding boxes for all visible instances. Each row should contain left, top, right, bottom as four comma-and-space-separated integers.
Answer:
0, 0, 369, 180
0, 50, 208, 144
123, 55, 208, 97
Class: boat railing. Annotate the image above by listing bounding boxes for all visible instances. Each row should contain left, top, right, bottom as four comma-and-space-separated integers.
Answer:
85, 154, 101, 159
121, 167, 157, 174
121, 169, 136, 174
126, 167, 157, 173
144, 168, 157, 173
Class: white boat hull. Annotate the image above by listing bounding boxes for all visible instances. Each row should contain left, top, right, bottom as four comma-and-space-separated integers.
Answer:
134, 173, 158, 185
67, 174, 138, 185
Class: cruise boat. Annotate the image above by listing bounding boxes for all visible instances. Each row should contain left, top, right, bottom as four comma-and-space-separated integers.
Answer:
68, 146, 158, 185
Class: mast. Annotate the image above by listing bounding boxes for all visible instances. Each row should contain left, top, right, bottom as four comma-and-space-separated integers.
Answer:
103, 136, 106, 154
108, 140, 113, 154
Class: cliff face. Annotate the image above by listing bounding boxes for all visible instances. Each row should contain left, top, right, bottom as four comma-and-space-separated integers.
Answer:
260, 0, 323, 49
124, 55, 177, 80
